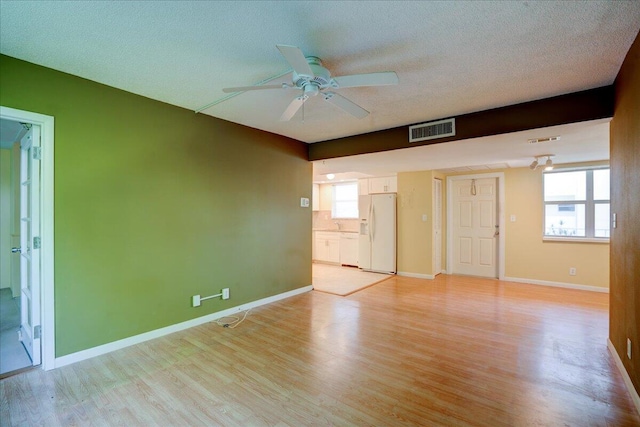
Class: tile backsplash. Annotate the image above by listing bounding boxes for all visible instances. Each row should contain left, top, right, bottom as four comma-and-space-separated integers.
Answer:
313, 210, 359, 232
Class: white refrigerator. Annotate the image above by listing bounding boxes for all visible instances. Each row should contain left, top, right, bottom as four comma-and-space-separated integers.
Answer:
358, 193, 397, 274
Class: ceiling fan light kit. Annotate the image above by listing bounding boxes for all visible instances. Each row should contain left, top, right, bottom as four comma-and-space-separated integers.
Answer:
222, 44, 398, 121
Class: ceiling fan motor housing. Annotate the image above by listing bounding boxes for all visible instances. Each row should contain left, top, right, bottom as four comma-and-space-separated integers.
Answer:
292, 56, 333, 94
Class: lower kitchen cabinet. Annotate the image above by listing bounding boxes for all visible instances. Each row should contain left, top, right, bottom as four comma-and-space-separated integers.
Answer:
314, 232, 340, 263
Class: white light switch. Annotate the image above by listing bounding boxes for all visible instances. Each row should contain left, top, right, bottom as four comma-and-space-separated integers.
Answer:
300, 197, 309, 207
422, 214, 428, 222
510, 215, 516, 222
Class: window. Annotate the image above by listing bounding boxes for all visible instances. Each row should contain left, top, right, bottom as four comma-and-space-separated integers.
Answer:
543, 167, 609, 239
332, 182, 358, 219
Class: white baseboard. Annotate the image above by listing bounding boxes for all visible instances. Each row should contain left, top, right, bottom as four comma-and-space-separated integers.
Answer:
503, 276, 609, 293
54, 285, 313, 369
607, 339, 640, 416
397, 271, 435, 280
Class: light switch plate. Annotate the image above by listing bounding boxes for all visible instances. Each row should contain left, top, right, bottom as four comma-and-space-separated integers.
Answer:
300, 197, 310, 207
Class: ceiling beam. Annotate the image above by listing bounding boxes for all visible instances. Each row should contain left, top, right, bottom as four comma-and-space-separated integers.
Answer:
308, 85, 614, 161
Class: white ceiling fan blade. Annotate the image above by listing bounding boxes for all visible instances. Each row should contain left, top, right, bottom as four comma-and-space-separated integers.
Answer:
280, 95, 308, 121
323, 92, 369, 119
332, 72, 399, 88
276, 44, 314, 77
222, 84, 284, 93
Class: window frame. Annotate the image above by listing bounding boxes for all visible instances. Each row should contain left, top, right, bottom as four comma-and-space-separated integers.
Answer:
542, 166, 610, 243
331, 182, 359, 219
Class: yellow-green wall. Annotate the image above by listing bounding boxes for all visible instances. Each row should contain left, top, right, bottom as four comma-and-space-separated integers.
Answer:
398, 164, 609, 289
0, 55, 312, 357
397, 171, 434, 276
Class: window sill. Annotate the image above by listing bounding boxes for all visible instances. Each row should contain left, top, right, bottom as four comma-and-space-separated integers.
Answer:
543, 237, 610, 244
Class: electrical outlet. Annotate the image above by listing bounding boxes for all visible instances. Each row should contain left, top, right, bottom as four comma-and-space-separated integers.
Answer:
628, 338, 632, 359
222, 288, 230, 300
569, 267, 576, 276
192, 295, 201, 307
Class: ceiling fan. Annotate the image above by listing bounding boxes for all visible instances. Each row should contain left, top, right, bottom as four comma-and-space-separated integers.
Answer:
223, 44, 399, 121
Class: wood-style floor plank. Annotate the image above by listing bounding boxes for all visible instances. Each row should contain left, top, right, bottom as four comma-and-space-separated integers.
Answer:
1, 274, 639, 426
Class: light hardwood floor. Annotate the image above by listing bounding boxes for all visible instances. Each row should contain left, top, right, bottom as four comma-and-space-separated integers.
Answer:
1, 275, 638, 426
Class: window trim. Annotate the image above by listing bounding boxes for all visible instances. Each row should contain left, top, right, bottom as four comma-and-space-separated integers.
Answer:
542, 166, 610, 242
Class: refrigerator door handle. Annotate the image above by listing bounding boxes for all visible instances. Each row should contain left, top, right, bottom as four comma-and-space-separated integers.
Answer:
371, 204, 376, 242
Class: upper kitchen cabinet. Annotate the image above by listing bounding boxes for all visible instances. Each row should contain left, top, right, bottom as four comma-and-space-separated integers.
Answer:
368, 176, 397, 194
358, 179, 369, 195
312, 184, 319, 211
319, 184, 333, 211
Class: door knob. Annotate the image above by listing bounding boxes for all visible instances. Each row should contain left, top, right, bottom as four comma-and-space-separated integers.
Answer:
11, 247, 21, 253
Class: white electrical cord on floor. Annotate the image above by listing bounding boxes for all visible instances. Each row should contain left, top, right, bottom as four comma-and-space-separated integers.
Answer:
214, 310, 250, 329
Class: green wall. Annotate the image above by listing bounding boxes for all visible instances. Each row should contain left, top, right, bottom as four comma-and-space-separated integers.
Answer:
0, 55, 312, 357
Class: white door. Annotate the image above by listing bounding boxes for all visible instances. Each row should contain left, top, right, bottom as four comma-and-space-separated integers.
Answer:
18, 126, 41, 365
451, 177, 498, 278
433, 178, 442, 275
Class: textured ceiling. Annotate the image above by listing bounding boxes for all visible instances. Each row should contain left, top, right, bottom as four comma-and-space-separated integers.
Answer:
1, 1, 639, 174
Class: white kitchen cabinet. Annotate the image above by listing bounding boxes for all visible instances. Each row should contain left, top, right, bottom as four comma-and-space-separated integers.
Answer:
312, 184, 320, 211
319, 184, 332, 211
339, 233, 359, 266
369, 176, 397, 194
358, 179, 369, 195
314, 231, 340, 263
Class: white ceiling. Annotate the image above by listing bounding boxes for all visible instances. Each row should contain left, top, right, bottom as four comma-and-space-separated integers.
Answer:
1, 1, 638, 175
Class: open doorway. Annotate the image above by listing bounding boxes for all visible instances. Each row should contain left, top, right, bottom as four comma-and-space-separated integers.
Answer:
0, 120, 34, 375
0, 106, 55, 374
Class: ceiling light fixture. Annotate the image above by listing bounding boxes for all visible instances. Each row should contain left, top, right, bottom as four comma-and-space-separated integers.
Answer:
529, 154, 554, 171
544, 156, 554, 171
326, 173, 335, 180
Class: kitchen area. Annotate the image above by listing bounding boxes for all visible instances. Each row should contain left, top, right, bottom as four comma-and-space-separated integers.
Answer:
312, 181, 359, 266
312, 175, 398, 294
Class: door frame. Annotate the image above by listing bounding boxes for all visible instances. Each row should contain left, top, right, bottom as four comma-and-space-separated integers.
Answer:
432, 178, 443, 275
446, 172, 505, 280
1, 106, 55, 371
